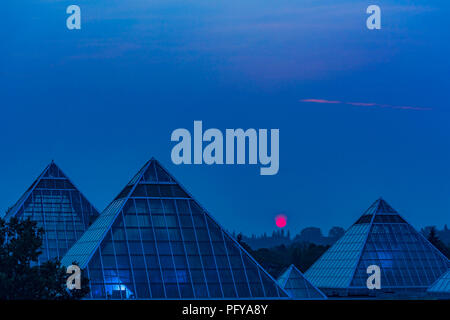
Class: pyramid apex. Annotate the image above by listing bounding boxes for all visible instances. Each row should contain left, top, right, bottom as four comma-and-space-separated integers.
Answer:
278, 263, 327, 299
147, 157, 160, 166
281, 264, 296, 275
361, 197, 397, 216
149, 157, 162, 165
288, 264, 299, 272
374, 197, 397, 214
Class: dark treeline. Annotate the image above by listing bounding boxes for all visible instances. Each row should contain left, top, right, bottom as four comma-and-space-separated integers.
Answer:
234, 225, 450, 279
233, 226, 346, 250
238, 238, 329, 278
424, 226, 450, 259
233, 225, 450, 250
421, 225, 450, 247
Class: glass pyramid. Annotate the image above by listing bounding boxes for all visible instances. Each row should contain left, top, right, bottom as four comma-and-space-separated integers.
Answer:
277, 264, 327, 299
62, 158, 289, 299
4, 161, 99, 264
304, 198, 450, 297
427, 269, 450, 297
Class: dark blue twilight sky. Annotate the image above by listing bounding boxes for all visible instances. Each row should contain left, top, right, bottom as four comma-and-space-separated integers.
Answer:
1, 1, 449, 235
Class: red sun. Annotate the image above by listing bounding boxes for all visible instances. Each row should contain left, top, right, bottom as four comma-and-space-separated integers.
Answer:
275, 214, 287, 228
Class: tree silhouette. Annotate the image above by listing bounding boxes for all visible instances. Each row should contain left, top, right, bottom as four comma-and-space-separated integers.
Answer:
245, 241, 329, 277
328, 226, 345, 239
0, 217, 90, 300
427, 226, 450, 259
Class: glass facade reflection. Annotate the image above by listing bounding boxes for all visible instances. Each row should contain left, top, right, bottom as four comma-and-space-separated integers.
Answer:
427, 269, 450, 296
305, 198, 450, 296
4, 162, 99, 264
277, 264, 326, 299
62, 159, 289, 299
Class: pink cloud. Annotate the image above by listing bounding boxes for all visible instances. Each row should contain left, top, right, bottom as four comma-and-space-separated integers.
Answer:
300, 99, 431, 111
301, 99, 341, 104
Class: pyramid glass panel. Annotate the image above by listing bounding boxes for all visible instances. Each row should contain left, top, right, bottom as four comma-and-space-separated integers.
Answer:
62, 159, 289, 299
305, 198, 450, 297
427, 269, 450, 296
277, 265, 327, 299
305, 223, 371, 289
4, 162, 99, 264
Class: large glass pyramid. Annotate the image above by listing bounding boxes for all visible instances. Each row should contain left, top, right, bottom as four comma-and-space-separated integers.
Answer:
304, 198, 450, 297
427, 269, 450, 297
277, 264, 327, 299
4, 161, 99, 264
62, 158, 289, 299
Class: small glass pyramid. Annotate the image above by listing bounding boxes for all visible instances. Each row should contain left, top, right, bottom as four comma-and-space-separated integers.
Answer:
277, 264, 327, 299
427, 269, 450, 297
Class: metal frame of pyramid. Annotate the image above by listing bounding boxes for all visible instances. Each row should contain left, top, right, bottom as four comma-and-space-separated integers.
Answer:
3, 161, 100, 264
277, 264, 327, 299
305, 198, 450, 297
62, 158, 290, 299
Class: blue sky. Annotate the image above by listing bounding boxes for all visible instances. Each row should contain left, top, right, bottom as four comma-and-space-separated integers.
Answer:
1, 0, 449, 235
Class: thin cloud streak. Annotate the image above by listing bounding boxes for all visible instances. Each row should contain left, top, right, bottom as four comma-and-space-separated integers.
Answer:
347, 102, 377, 106
301, 99, 341, 104
300, 99, 432, 111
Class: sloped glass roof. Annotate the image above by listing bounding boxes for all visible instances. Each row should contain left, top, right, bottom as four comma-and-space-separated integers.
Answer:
277, 264, 327, 299
5, 162, 99, 264
62, 158, 289, 299
305, 223, 371, 288
427, 269, 450, 294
